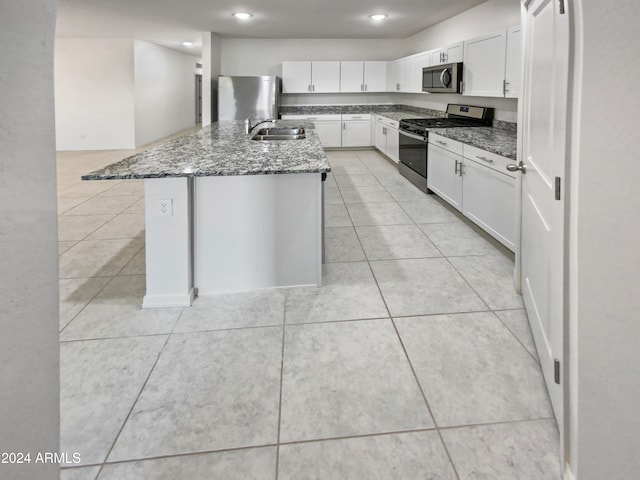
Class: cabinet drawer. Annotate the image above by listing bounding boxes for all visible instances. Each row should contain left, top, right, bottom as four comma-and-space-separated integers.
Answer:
463, 144, 515, 177
429, 133, 463, 156
342, 113, 371, 121
377, 116, 399, 129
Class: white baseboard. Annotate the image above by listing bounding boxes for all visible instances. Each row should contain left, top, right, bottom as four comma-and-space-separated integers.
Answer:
142, 289, 195, 309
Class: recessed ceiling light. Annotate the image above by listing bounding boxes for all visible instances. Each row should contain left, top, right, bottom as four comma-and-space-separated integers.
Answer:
233, 12, 253, 20
181, 41, 194, 47
369, 14, 388, 21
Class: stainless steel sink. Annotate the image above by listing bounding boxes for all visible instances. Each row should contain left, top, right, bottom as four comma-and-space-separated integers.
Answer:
252, 127, 306, 141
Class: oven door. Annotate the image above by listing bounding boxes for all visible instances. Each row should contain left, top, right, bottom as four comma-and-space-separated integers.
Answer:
399, 129, 427, 178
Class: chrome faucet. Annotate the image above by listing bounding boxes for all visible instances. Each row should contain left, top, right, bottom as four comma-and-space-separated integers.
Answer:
244, 118, 274, 134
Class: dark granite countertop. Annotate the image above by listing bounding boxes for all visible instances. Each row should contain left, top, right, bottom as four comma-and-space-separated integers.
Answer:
82, 120, 331, 180
429, 126, 517, 160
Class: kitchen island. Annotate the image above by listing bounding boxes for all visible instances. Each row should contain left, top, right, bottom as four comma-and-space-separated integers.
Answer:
83, 120, 330, 308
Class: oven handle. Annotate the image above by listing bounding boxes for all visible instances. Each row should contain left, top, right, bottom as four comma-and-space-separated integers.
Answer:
399, 129, 427, 142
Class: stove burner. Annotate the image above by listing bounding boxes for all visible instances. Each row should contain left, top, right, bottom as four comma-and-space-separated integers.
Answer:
399, 116, 491, 136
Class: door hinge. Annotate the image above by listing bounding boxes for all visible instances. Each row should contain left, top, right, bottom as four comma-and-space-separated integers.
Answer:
554, 359, 561, 384
559, 0, 566, 14
555, 176, 561, 200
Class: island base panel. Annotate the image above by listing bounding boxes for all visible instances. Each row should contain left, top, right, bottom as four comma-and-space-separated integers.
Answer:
143, 177, 195, 308
194, 174, 323, 294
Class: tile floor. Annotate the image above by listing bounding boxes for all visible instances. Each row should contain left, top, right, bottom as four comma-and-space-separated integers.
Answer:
57, 145, 562, 479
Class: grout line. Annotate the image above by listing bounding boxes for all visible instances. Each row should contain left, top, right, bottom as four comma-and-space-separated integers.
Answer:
64, 416, 559, 472
341, 164, 461, 479
96, 331, 175, 477
275, 297, 287, 480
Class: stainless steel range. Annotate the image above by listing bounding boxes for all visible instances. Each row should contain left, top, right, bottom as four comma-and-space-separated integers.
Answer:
398, 104, 493, 193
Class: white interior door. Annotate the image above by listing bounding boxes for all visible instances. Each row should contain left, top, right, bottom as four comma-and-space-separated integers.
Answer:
519, 0, 569, 425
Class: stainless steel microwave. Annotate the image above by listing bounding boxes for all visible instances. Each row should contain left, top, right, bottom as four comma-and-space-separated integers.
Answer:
422, 62, 463, 93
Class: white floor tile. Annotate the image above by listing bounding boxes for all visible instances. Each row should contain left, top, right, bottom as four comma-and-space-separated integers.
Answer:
280, 319, 433, 442
60, 336, 168, 465
99, 447, 277, 480
396, 312, 552, 426
279, 431, 455, 480
442, 420, 562, 480
108, 328, 282, 461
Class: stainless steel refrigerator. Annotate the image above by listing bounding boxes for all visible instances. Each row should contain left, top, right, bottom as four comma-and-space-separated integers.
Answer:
218, 76, 281, 121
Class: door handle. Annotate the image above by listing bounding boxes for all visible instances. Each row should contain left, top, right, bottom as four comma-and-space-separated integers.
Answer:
506, 161, 527, 173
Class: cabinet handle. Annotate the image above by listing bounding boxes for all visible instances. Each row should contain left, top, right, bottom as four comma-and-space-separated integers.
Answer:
459, 163, 464, 176
364, 84, 367, 91
454, 160, 459, 174
312, 84, 315, 92
343, 122, 346, 130
436, 140, 447, 146
476, 155, 494, 164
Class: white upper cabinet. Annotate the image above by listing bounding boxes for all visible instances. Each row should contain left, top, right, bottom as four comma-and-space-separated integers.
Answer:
389, 59, 402, 92
363, 61, 387, 92
282, 62, 312, 93
504, 25, 522, 98
431, 41, 464, 66
340, 61, 364, 92
462, 31, 507, 97
282, 61, 340, 93
401, 57, 413, 92
310, 61, 341, 93
340, 61, 387, 93
410, 52, 431, 93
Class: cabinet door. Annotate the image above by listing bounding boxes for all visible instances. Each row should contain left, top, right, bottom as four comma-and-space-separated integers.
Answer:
282, 62, 312, 93
390, 59, 402, 92
427, 143, 463, 210
386, 126, 399, 163
340, 61, 364, 93
363, 61, 387, 92
342, 120, 371, 147
462, 31, 507, 97
374, 119, 387, 153
401, 57, 413, 92
462, 159, 516, 250
411, 52, 431, 92
313, 121, 342, 147
430, 48, 445, 66
445, 41, 464, 63
505, 25, 522, 98
311, 61, 341, 93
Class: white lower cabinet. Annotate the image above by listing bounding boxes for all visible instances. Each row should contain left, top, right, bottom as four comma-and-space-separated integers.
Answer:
342, 114, 372, 147
428, 133, 516, 250
374, 115, 399, 162
462, 159, 516, 250
427, 142, 463, 210
281, 114, 342, 147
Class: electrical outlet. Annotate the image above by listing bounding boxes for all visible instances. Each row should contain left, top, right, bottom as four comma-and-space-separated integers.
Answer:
155, 199, 173, 216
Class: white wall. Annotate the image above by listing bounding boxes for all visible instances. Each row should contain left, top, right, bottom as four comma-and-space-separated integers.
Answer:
220, 38, 404, 77
0, 2, 59, 479
134, 39, 198, 146
402, 0, 521, 55
569, 0, 640, 478
55, 38, 136, 149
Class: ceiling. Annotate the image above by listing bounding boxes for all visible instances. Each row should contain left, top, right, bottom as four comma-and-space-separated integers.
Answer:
56, 0, 488, 55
